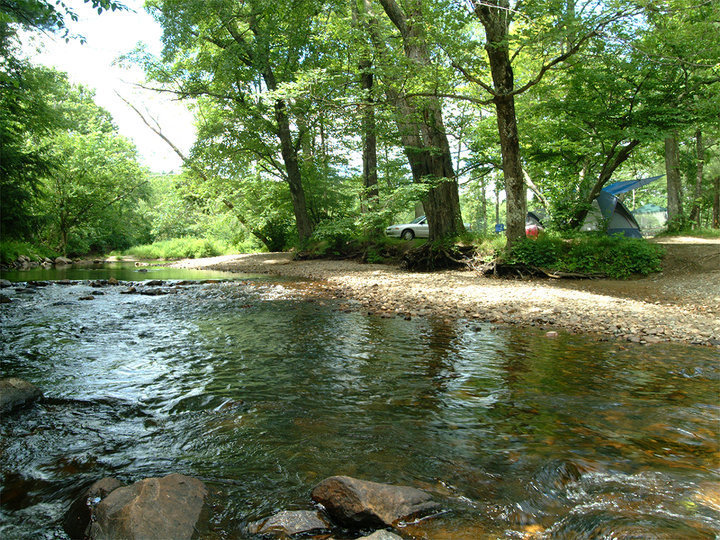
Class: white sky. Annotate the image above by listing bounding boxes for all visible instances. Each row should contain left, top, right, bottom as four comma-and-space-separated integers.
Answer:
22, 0, 195, 173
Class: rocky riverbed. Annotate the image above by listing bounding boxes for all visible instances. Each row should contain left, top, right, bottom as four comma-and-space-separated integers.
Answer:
169, 236, 720, 348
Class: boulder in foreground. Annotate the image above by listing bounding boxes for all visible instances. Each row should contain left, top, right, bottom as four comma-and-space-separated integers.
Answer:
311, 475, 440, 528
87, 473, 207, 540
0, 378, 43, 414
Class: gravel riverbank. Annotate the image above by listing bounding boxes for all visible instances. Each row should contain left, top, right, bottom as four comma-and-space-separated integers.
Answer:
170, 237, 720, 348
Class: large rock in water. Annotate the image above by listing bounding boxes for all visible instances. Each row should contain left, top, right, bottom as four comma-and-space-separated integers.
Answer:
87, 473, 207, 540
311, 476, 440, 528
0, 378, 43, 413
63, 477, 124, 539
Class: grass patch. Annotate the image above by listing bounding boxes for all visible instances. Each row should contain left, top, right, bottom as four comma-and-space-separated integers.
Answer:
119, 238, 236, 260
0, 240, 59, 265
655, 228, 720, 239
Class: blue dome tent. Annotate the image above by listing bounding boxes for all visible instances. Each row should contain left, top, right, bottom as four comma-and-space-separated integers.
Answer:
580, 190, 643, 238
578, 175, 664, 238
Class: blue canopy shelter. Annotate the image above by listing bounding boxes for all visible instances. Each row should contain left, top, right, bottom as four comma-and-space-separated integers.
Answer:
603, 175, 664, 196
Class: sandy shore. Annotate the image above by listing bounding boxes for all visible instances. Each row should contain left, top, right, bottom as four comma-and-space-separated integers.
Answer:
170, 240, 720, 348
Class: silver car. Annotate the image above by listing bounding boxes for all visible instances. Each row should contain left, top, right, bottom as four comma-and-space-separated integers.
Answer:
385, 216, 429, 240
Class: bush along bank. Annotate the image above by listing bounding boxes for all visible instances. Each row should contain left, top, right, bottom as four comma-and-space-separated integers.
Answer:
501, 234, 664, 279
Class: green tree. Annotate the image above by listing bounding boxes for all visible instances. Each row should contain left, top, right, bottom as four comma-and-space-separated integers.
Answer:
0, 0, 126, 241
35, 79, 149, 253
365, 0, 465, 241
643, 0, 720, 229
41, 129, 149, 253
145, 0, 342, 242
521, 35, 678, 230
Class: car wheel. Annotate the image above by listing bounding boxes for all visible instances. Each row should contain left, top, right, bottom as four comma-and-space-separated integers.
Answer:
401, 229, 415, 240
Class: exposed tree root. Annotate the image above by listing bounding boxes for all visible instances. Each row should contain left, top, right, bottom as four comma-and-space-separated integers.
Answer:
400, 243, 476, 271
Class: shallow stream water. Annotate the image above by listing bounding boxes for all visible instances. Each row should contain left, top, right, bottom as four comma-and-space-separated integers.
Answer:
1, 267, 718, 538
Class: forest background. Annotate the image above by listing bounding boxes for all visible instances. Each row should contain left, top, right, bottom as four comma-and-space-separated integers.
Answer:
1, 0, 719, 266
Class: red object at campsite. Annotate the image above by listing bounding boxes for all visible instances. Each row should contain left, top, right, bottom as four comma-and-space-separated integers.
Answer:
525, 224, 540, 238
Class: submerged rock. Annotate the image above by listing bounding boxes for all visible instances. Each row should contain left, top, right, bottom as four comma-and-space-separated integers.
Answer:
359, 531, 404, 540
87, 473, 207, 540
0, 278, 12, 287
140, 288, 168, 296
0, 294, 10, 303
247, 510, 330, 536
0, 378, 43, 413
63, 477, 124, 539
311, 475, 440, 528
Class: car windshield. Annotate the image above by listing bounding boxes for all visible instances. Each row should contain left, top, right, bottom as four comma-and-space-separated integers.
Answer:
411, 216, 426, 224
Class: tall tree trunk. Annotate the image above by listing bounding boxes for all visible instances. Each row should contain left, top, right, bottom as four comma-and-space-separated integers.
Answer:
352, 0, 378, 212
273, 97, 313, 241
474, 1, 526, 245
261, 66, 313, 241
665, 133, 684, 230
689, 129, 704, 227
234, 18, 314, 242
375, 0, 464, 241
712, 176, 720, 228
479, 175, 488, 233
360, 59, 379, 209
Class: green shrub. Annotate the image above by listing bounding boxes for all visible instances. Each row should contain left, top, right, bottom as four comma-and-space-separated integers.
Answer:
258, 217, 295, 252
303, 220, 359, 257
507, 236, 564, 268
507, 234, 663, 278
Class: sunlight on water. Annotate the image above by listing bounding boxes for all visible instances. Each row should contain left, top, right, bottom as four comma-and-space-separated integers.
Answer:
1, 277, 718, 538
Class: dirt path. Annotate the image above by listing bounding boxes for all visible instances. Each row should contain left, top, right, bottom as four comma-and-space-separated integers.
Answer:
170, 237, 720, 348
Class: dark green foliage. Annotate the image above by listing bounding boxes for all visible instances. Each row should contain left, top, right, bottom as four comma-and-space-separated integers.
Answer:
507, 235, 664, 278
506, 235, 563, 268
0, 62, 60, 238
257, 217, 295, 253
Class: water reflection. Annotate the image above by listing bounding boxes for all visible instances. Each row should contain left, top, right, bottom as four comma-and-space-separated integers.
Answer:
0, 279, 718, 538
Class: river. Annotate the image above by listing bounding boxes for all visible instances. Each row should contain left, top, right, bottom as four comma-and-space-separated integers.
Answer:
1, 266, 718, 538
